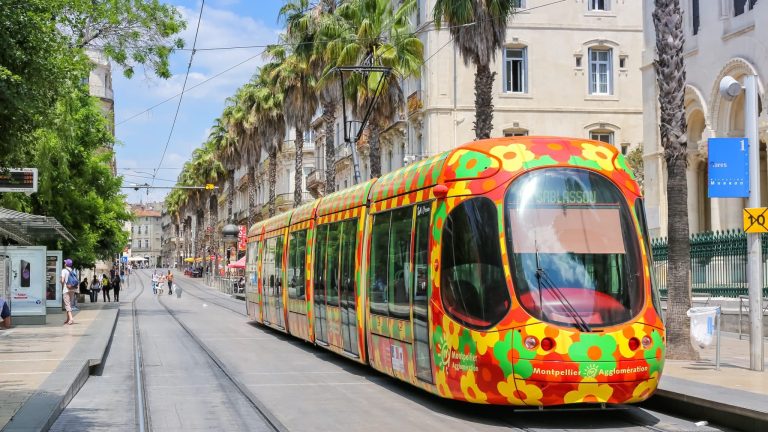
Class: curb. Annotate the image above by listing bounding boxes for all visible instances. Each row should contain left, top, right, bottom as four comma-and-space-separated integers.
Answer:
1, 305, 120, 432
643, 381, 768, 432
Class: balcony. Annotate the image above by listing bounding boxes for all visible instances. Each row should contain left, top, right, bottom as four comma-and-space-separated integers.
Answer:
306, 169, 325, 198
407, 90, 423, 116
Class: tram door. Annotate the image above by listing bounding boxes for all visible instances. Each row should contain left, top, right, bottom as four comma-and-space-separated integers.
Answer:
412, 203, 433, 382
313, 225, 328, 343
339, 219, 359, 355
262, 235, 285, 329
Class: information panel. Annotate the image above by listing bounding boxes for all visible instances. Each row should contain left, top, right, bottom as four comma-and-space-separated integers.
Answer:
0, 246, 47, 317
708, 138, 749, 198
0, 168, 38, 193
46, 251, 62, 309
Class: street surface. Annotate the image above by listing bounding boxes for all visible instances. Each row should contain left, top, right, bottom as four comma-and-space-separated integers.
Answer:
52, 270, 735, 431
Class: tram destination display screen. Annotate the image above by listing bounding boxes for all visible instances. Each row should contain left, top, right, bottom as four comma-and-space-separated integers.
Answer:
0, 169, 38, 193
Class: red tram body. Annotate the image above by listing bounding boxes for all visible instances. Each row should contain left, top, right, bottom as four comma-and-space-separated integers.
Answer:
244, 136, 665, 406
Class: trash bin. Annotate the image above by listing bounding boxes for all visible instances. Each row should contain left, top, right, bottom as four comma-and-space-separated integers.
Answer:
687, 306, 720, 349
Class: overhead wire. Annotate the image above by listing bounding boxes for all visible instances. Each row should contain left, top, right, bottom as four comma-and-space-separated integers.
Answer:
150, 0, 206, 187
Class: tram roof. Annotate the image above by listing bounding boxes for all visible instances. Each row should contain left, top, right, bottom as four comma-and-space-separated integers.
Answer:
290, 199, 319, 225
247, 219, 265, 239
369, 152, 449, 203
316, 179, 375, 217
263, 209, 294, 234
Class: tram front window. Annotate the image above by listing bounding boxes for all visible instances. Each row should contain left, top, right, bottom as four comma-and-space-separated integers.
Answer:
505, 168, 643, 328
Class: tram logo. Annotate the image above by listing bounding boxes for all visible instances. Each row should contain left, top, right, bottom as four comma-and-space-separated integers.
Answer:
582, 363, 600, 378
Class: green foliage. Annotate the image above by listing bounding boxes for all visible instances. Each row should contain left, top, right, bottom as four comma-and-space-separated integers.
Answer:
59, 0, 186, 78
1, 88, 131, 267
625, 146, 644, 193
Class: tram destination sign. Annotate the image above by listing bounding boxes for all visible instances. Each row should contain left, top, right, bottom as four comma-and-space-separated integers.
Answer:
708, 138, 749, 198
0, 168, 38, 193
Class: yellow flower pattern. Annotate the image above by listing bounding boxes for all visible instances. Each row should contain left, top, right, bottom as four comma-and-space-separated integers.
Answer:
581, 143, 615, 171
564, 382, 615, 404
489, 144, 535, 172
460, 371, 488, 403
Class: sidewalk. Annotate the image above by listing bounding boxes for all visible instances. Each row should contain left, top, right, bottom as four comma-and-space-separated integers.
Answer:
650, 332, 768, 432
0, 302, 119, 432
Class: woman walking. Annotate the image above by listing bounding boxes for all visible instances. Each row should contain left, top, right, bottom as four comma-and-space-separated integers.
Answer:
101, 273, 112, 302
90, 275, 101, 303
112, 273, 121, 302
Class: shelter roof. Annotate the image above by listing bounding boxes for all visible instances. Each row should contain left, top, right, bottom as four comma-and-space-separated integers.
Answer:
0, 207, 75, 245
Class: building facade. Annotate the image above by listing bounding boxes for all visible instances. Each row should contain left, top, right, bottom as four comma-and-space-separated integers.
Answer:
642, 0, 767, 238
131, 203, 163, 267
308, 0, 645, 194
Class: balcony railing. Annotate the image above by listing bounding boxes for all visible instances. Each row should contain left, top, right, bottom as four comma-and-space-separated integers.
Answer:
306, 169, 325, 188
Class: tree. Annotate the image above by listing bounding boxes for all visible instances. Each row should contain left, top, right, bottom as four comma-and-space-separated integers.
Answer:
59, 0, 186, 78
626, 146, 645, 193
433, 0, 517, 139
0, 88, 131, 267
249, 70, 285, 217
652, 0, 697, 359
330, 0, 423, 178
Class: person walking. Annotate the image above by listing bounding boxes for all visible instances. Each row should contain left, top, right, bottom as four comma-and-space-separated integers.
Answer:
79, 277, 90, 305
152, 271, 159, 294
61, 259, 78, 325
90, 275, 101, 303
101, 273, 112, 302
167, 270, 174, 295
112, 273, 121, 302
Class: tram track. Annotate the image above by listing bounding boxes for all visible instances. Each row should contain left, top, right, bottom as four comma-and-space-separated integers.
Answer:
170, 275, 247, 316
129, 271, 151, 432
133, 270, 286, 432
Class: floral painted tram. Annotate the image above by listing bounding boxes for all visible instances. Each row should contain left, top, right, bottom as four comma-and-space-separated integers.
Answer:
244, 136, 666, 406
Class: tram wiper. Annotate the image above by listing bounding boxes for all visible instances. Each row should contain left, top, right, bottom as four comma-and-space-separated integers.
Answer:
534, 249, 592, 333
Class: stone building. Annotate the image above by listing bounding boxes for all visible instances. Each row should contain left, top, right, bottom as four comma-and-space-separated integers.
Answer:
308, 0, 645, 194
641, 0, 767, 238
131, 203, 163, 267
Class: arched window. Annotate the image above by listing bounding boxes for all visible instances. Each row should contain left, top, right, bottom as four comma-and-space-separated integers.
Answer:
503, 128, 529, 137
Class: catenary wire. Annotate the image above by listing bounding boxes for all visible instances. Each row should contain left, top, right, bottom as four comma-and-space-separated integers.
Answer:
150, 0, 206, 187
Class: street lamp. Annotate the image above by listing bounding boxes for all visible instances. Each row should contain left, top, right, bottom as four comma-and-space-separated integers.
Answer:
719, 74, 763, 372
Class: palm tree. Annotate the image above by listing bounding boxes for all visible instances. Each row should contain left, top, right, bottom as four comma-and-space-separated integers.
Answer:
329, 0, 423, 178
433, 0, 517, 139
276, 2, 323, 207
248, 69, 285, 217
652, 0, 697, 359
234, 81, 264, 229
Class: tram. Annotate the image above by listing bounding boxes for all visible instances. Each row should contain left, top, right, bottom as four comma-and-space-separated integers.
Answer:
244, 136, 665, 406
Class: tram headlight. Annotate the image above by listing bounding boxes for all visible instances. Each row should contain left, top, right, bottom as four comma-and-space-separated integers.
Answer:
524, 336, 538, 350
641, 336, 652, 349
541, 337, 556, 351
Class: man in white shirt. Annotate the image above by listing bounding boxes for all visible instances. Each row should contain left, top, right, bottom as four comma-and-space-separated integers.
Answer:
152, 271, 159, 294
60, 259, 77, 325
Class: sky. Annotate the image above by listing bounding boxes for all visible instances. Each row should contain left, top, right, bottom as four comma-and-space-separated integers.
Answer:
115, 0, 284, 204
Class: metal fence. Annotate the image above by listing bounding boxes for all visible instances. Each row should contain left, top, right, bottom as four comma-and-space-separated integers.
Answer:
651, 230, 768, 298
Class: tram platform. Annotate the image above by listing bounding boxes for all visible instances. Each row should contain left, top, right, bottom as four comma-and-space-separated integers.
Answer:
0, 302, 118, 432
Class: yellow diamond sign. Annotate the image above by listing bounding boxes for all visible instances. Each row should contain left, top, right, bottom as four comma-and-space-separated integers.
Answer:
743, 208, 768, 233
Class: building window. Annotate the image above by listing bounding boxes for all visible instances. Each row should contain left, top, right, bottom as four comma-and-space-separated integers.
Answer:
589, 48, 612, 95
575, 55, 583, 68
512, 0, 525, 7
734, 0, 757, 16
590, 130, 614, 145
692, 0, 700, 35
502, 47, 527, 93
619, 56, 627, 69
588, 0, 610, 11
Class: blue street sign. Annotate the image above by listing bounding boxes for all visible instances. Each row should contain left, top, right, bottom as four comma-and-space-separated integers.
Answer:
121, 256, 128, 263
708, 137, 749, 198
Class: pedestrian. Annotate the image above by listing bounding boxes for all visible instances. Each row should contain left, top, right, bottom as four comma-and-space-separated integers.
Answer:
79, 277, 90, 305
112, 273, 121, 302
90, 275, 101, 302
61, 259, 78, 325
120, 268, 125, 284
167, 270, 174, 295
0, 296, 11, 329
157, 274, 165, 295
101, 273, 112, 302
152, 270, 159, 294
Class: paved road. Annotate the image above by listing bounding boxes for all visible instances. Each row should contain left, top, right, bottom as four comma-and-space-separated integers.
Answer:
53, 270, 735, 431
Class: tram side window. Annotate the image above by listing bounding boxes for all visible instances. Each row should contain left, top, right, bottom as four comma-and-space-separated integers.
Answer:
314, 225, 329, 303
635, 198, 663, 320
369, 213, 390, 315
288, 230, 307, 299
389, 206, 414, 319
339, 220, 357, 308
246, 241, 258, 292
441, 198, 510, 329
326, 223, 341, 307
262, 237, 276, 296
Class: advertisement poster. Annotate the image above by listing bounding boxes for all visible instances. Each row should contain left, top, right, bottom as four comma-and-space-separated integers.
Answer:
0, 246, 47, 317
238, 225, 247, 251
46, 251, 63, 308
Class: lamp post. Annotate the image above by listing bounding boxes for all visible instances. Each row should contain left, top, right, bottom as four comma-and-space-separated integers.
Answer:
719, 74, 764, 372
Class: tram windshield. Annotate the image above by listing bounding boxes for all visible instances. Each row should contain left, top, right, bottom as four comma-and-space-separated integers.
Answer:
504, 168, 644, 328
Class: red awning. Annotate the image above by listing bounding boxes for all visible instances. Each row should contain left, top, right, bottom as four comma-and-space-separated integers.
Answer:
227, 256, 246, 269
